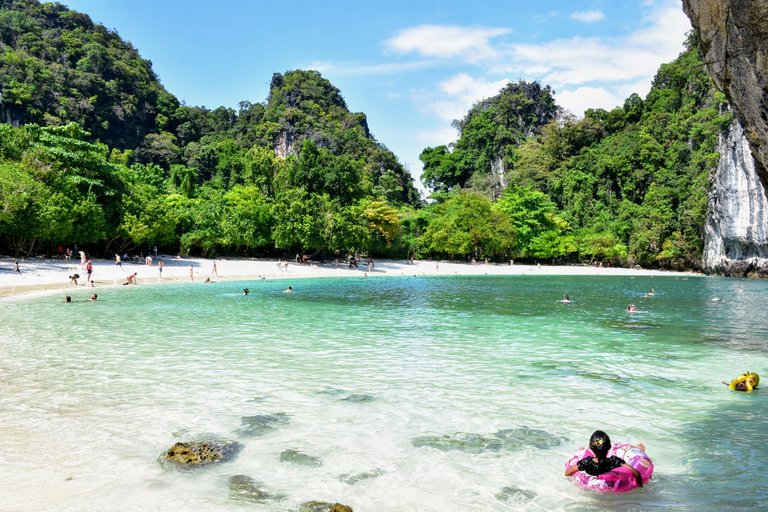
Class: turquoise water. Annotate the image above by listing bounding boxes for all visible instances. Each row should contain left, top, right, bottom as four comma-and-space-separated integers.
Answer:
1, 275, 767, 511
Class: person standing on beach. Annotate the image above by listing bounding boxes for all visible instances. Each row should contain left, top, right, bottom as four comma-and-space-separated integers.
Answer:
115, 253, 123, 269
212, 261, 218, 277
86, 260, 93, 283
189, 264, 194, 281
14, 261, 21, 275
158, 260, 163, 279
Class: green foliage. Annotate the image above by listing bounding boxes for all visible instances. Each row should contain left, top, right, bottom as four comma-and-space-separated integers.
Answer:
421, 81, 558, 196
421, 192, 515, 259
419, 32, 728, 268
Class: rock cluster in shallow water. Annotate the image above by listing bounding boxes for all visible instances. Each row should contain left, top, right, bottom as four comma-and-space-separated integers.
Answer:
235, 412, 290, 437
412, 427, 562, 453
280, 448, 324, 467
299, 501, 354, 512
161, 440, 243, 468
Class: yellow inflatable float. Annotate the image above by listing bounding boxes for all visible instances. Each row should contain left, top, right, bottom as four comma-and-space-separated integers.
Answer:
727, 372, 759, 392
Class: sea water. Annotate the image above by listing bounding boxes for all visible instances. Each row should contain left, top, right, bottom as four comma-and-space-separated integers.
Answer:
1, 274, 767, 511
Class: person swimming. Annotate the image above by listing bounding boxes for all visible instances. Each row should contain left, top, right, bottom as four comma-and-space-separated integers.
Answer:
284, 286, 292, 293
565, 430, 644, 488
723, 372, 759, 392
243, 288, 249, 296
627, 304, 636, 312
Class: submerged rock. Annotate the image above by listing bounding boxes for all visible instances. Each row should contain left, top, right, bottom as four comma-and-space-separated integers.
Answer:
299, 501, 353, 512
412, 432, 504, 453
319, 389, 375, 403
280, 449, 324, 467
235, 413, 290, 437
161, 440, 243, 468
412, 427, 561, 453
228, 475, 271, 503
495, 485, 537, 504
342, 394, 375, 403
492, 427, 563, 449
337, 468, 384, 484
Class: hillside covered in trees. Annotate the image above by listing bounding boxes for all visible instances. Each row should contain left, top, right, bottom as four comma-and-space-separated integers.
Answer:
0, 0, 418, 258
0, 0, 732, 269
418, 32, 730, 268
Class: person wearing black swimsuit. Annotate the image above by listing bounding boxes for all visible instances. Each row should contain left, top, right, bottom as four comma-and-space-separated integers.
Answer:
565, 430, 643, 488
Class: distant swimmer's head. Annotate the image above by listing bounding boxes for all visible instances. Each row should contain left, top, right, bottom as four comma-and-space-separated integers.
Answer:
735, 382, 748, 391
243, 288, 249, 295
91, 294, 97, 301
589, 430, 611, 461
65, 296, 71, 303
564, 295, 570, 300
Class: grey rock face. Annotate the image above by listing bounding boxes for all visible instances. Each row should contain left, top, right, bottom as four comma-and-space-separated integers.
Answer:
703, 120, 768, 277
683, 0, 768, 193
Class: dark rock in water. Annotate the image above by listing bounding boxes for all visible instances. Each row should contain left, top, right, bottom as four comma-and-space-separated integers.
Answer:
492, 427, 563, 449
161, 440, 243, 468
280, 448, 323, 467
320, 389, 375, 403
495, 485, 537, 504
299, 501, 353, 512
228, 475, 271, 503
235, 413, 289, 437
342, 394, 375, 403
337, 468, 384, 484
412, 432, 505, 453
412, 427, 561, 453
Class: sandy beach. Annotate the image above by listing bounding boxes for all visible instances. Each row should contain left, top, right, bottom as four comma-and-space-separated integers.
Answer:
0, 254, 698, 299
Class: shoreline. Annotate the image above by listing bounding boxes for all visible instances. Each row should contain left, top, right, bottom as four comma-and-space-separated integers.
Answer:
0, 255, 700, 300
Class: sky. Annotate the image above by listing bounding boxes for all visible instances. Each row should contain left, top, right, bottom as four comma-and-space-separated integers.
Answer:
62, 0, 693, 195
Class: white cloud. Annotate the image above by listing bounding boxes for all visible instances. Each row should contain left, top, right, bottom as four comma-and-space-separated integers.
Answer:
308, 59, 433, 76
414, 126, 461, 146
385, 25, 511, 63
570, 10, 606, 23
494, 1, 690, 90
418, 73, 509, 122
556, 86, 624, 116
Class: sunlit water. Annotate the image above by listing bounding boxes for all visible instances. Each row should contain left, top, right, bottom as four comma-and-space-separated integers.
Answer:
1, 275, 767, 511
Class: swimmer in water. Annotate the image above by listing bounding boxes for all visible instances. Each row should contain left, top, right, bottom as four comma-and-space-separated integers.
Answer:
565, 430, 644, 488
243, 288, 249, 296
564, 294, 570, 302
90, 293, 97, 301
65, 295, 72, 303
723, 372, 759, 392
284, 286, 292, 293
627, 304, 636, 312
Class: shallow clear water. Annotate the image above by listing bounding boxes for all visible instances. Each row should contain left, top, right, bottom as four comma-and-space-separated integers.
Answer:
1, 275, 767, 511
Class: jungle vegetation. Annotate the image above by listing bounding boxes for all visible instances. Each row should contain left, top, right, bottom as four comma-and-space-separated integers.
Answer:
0, 0, 731, 269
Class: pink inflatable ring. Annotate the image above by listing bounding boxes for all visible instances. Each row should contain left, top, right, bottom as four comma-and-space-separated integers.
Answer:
565, 442, 654, 492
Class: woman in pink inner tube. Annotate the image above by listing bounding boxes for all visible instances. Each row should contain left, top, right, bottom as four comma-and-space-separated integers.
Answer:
565, 430, 653, 492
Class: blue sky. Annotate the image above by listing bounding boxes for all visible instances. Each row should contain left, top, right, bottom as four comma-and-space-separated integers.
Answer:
62, 0, 692, 194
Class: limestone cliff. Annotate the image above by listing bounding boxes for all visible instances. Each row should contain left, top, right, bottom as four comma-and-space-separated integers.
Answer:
682, 0, 768, 193
703, 119, 768, 277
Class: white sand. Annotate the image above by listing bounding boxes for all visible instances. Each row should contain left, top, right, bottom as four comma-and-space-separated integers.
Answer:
0, 254, 699, 299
